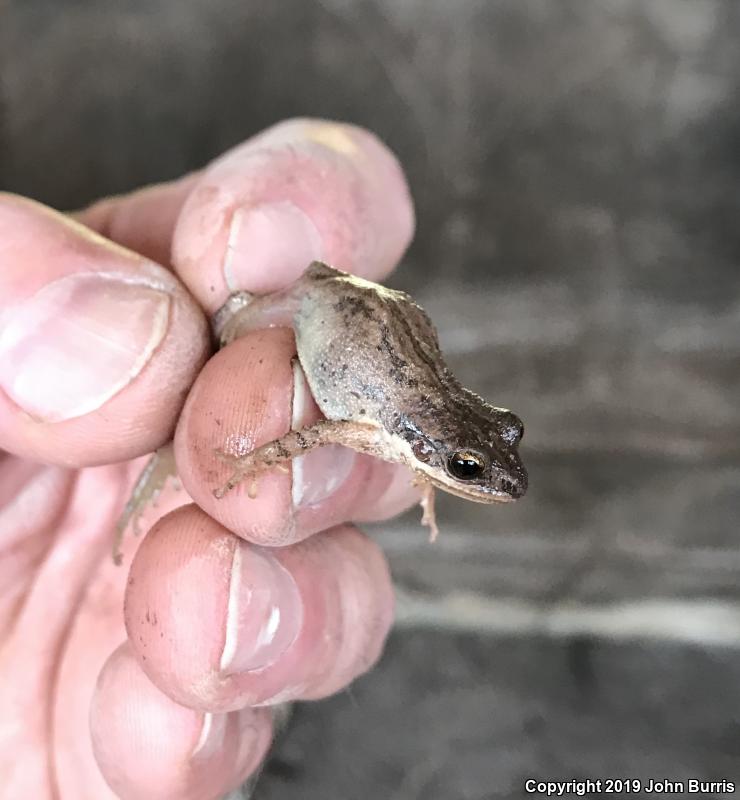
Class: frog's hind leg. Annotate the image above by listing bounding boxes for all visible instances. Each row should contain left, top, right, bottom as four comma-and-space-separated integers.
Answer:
113, 442, 177, 565
213, 419, 384, 499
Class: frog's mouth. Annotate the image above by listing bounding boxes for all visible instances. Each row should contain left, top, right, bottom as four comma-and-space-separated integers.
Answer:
411, 464, 522, 504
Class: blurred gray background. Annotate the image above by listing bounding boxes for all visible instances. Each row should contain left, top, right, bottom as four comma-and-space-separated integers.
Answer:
3, 0, 740, 797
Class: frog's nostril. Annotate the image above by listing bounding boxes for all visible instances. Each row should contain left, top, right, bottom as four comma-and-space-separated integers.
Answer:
497, 475, 527, 499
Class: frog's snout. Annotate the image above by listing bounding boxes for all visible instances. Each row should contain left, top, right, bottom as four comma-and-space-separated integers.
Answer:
496, 471, 528, 500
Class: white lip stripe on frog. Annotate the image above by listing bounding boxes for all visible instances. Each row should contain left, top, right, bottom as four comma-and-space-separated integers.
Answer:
383, 432, 517, 504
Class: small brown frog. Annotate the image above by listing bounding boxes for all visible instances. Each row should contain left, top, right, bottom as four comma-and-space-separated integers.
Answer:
116, 262, 527, 560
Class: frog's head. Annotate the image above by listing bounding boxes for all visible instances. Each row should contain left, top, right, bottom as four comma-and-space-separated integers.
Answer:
400, 402, 528, 504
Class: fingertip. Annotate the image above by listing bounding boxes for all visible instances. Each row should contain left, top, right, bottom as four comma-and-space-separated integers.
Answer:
174, 329, 297, 545
0, 195, 210, 466
126, 509, 394, 714
91, 643, 272, 800
172, 118, 415, 310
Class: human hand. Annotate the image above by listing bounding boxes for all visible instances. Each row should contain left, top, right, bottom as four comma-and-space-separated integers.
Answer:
0, 118, 417, 799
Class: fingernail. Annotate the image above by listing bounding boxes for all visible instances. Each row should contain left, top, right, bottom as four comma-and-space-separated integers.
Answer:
303, 121, 359, 156
292, 445, 356, 508
0, 273, 170, 422
191, 712, 226, 760
290, 358, 356, 508
223, 201, 322, 292
220, 545, 302, 675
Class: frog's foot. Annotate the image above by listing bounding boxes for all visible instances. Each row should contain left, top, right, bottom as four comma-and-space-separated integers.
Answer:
113, 442, 177, 565
213, 450, 289, 499
418, 482, 439, 542
213, 419, 384, 499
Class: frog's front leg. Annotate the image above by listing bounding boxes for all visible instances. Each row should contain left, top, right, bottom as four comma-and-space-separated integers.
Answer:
113, 442, 177, 565
418, 482, 439, 542
213, 419, 385, 499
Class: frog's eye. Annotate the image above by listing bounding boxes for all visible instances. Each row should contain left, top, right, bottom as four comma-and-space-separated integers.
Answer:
447, 450, 487, 480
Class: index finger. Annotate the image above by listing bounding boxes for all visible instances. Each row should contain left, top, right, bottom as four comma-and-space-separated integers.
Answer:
171, 118, 415, 309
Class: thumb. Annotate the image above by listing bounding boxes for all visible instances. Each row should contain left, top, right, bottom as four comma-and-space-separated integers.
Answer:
0, 194, 209, 467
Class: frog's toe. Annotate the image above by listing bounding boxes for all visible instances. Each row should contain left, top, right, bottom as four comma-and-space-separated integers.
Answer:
212, 448, 290, 499
213, 477, 237, 499
213, 463, 262, 499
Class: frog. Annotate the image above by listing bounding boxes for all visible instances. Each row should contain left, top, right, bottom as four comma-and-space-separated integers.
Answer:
114, 261, 527, 562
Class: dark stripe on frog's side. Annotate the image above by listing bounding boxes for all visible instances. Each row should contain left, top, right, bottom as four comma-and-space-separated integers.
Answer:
389, 305, 458, 393
377, 322, 415, 387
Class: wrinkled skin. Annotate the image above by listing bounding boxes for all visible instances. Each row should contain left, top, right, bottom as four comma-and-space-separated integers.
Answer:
0, 119, 420, 800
